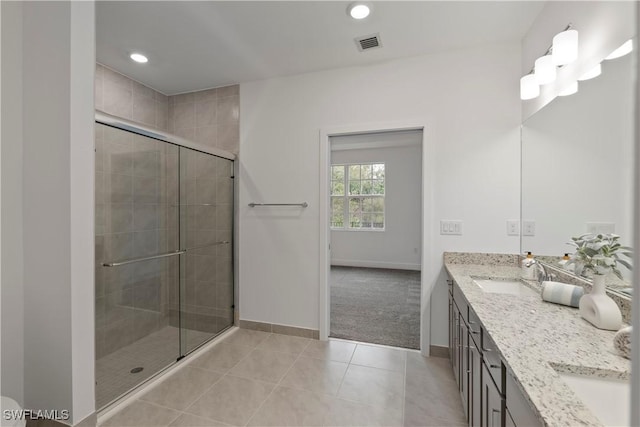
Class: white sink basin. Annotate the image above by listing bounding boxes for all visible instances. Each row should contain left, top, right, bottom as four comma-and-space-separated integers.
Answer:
557, 372, 630, 427
472, 278, 539, 297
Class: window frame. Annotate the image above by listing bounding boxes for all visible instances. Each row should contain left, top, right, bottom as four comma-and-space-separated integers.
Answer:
330, 162, 386, 231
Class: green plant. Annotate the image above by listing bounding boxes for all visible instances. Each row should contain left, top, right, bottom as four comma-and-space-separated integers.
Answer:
566, 233, 632, 279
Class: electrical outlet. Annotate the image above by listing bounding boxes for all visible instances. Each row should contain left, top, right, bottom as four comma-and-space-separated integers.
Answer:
586, 222, 615, 234
507, 220, 520, 236
522, 220, 536, 236
441, 220, 463, 235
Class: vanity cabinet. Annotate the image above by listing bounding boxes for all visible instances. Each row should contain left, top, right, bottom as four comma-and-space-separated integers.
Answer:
449, 278, 506, 427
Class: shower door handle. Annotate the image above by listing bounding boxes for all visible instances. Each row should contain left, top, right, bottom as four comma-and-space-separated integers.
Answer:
102, 250, 186, 267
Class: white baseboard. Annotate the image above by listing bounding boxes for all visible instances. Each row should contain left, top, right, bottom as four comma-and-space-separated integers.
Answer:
331, 259, 421, 271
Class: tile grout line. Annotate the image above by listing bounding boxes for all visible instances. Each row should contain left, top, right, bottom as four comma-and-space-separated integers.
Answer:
334, 343, 357, 398
243, 336, 313, 426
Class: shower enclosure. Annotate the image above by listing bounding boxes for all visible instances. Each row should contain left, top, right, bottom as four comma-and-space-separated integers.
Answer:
94, 114, 235, 409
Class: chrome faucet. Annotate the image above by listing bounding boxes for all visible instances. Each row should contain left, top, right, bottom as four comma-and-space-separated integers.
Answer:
535, 261, 556, 283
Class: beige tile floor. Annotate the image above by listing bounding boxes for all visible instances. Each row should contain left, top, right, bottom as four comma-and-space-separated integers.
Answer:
99, 329, 465, 427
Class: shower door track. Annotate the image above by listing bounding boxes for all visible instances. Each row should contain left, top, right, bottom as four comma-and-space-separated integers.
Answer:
95, 110, 236, 161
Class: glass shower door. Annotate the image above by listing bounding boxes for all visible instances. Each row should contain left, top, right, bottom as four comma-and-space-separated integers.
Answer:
95, 123, 181, 409
179, 147, 234, 354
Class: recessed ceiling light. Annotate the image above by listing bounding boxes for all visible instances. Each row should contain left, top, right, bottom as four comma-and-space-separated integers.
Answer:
605, 39, 633, 60
348, 2, 370, 20
130, 53, 148, 64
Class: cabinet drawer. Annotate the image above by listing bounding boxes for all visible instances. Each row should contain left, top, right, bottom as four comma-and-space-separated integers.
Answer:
482, 332, 504, 394
453, 281, 468, 323
468, 306, 481, 344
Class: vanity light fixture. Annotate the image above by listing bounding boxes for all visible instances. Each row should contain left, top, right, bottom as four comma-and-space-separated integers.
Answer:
520, 24, 578, 101
578, 63, 602, 81
347, 2, 370, 20
534, 55, 556, 85
552, 28, 579, 65
520, 74, 540, 100
605, 39, 633, 60
558, 81, 578, 96
130, 52, 148, 64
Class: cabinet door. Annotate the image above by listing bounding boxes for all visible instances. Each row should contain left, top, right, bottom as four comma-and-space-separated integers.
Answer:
482, 363, 504, 427
505, 409, 516, 427
452, 303, 460, 386
460, 320, 469, 419
449, 290, 454, 367
469, 337, 482, 427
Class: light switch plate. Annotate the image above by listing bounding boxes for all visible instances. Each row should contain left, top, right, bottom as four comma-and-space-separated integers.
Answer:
522, 220, 536, 236
441, 220, 463, 235
586, 222, 615, 234
507, 220, 520, 236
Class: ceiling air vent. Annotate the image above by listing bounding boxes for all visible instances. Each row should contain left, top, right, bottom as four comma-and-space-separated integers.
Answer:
355, 33, 382, 52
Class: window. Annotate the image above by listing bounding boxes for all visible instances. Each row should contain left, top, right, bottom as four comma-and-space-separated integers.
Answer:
331, 163, 385, 230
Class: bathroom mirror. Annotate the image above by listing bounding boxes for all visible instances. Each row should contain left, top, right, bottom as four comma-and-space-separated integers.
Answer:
521, 40, 636, 297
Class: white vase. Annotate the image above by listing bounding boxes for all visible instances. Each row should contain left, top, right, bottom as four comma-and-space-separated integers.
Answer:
579, 274, 622, 330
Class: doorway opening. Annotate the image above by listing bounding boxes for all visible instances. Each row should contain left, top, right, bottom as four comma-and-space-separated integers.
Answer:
324, 129, 424, 350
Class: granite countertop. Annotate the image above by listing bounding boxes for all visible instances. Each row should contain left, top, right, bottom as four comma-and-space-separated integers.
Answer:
444, 259, 631, 427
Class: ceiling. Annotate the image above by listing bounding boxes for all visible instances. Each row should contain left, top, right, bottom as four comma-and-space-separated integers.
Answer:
96, 1, 545, 95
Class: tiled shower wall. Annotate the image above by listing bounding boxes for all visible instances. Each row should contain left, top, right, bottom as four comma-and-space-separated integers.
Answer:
95, 63, 240, 154
95, 64, 170, 132
95, 63, 239, 358
168, 85, 240, 155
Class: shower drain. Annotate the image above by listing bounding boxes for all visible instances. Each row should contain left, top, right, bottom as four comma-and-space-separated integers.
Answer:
130, 367, 144, 374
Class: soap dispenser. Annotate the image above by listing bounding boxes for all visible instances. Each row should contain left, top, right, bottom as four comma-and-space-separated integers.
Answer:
558, 253, 570, 266
521, 252, 536, 279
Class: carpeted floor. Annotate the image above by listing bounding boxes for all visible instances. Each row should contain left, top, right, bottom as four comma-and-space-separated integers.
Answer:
330, 266, 421, 350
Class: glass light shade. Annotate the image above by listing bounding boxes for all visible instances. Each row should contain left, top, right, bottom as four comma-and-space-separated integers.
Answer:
558, 81, 578, 96
348, 3, 370, 19
552, 29, 578, 65
578, 64, 602, 81
605, 39, 633, 60
130, 53, 148, 63
534, 55, 556, 85
520, 74, 540, 100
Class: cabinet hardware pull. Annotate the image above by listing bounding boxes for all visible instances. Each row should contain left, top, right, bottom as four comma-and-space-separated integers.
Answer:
490, 364, 500, 369
471, 330, 480, 335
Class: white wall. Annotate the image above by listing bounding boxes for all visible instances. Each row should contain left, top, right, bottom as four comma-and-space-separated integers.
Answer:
1, 1, 95, 423
1, 0, 24, 405
69, 2, 96, 422
239, 42, 522, 346
330, 141, 422, 270
521, 1, 636, 120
